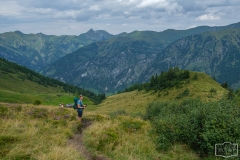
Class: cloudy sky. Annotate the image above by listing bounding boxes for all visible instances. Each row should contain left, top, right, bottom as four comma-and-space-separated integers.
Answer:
0, 0, 240, 35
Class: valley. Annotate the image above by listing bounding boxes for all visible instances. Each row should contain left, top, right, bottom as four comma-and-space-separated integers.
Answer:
1, 22, 240, 160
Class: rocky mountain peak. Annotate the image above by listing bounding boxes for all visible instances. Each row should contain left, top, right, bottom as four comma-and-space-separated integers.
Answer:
83, 28, 113, 41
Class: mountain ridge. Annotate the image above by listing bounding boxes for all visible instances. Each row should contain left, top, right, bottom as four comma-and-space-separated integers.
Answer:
0, 29, 113, 71
1, 22, 240, 93
42, 25, 240, 93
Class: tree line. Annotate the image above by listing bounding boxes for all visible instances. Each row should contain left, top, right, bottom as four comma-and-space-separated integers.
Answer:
123, 67, 190, 92
0, 57, 105, 104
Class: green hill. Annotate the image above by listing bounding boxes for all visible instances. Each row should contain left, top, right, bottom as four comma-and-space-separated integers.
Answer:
93, 70, 228, 115
82, 70, 234, 160
0, 67, 235, 160
0, 57, 104, 104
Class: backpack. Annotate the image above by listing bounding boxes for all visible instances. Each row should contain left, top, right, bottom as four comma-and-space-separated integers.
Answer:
73, 97, 79, 109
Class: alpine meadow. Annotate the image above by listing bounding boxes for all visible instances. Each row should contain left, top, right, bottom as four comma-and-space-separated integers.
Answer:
1, 21, 240, 160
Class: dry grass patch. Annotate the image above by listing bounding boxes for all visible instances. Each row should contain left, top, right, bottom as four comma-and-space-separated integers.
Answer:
0, 103, 85, 160
83, 115, 200, 160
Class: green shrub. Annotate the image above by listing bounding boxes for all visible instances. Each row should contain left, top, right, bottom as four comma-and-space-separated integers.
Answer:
146, 98, 240, 156
0, 135, 19, 158
209, 88, 217, 97
15, 106, 22, 112
97, 129, 119, 151
0, 106, 8, 117
120, 119, 144, 133
109, 110, 127, 118
33, 100, 41, 105
175, 88, 189, 99
227, 89, 235, 100
8, 154, 33, 160
193, 73, 198, 80
52, 119, 67, 126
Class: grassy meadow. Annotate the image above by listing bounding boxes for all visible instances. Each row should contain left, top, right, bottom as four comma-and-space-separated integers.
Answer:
0, 71, 234, 160
81, 72, 230, 160
93, 72, 228, 115
0, 103, 85, 160
83, 114, 200, 160
0, 73, 93, 106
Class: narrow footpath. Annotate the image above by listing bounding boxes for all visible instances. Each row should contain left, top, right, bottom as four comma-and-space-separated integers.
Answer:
68, 119, 109, 160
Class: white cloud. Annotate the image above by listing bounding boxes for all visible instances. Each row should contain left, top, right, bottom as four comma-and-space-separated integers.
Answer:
137, 0, 183, 14
0, 1, 23, 17
197, 14, 220, 21
0, 0, 240, 35
89, 5, 101, 11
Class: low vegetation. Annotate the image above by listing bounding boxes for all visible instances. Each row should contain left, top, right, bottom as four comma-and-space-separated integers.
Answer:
0, 103, 84, 160
83, 114, 199, 160
124, 67, 190, 92
0, 57, 105, 104
95, 71, 227, 115
1, 65, 239, 159
145, 98, 240, 158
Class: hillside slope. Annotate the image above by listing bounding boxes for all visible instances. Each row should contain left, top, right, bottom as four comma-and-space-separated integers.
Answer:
93, 72, 228, 115
0, 58, 103, 104
150, 28, 240, 89
42, 22, 240, 93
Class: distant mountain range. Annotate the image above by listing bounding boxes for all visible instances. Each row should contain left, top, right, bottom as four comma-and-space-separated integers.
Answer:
149, 28, 240, 89
1, 22, 240, 93
0, 29, 113, 71
42, 22, 240, 93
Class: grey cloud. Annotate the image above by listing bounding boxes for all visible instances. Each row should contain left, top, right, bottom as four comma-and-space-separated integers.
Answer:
141, 14, 151, 20
0, 0, 191, 23
0, 0, 239, 35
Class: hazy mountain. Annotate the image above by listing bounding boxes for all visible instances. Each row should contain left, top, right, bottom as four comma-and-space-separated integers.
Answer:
0, 29, 113, 71
42, 22, 240, 93
148, 28, 240, 89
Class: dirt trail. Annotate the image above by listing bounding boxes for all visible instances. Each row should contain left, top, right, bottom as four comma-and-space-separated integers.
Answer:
68, 119, 109, 160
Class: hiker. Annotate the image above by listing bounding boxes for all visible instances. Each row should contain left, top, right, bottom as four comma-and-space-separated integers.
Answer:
77, 94, 87, 122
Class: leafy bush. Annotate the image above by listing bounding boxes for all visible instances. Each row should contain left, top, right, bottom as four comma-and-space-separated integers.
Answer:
97, 129, 119, 151
0, 106, 8, 117
175, 88, 189, 99
8, 154, 33, 160
193, 73, 198, 80
120, 119, 145, 133
33, 100, 41, 105
227, 89, 235, 100
221, 81, 228, 89
209, 88, 217, 94
0, 135, 19, 158
109, 110, 127, 118
145, 98, 240, 156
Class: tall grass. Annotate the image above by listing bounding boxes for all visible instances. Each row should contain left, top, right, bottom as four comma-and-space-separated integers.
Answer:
83, 115, 199, 160
0, 103, 84, 160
